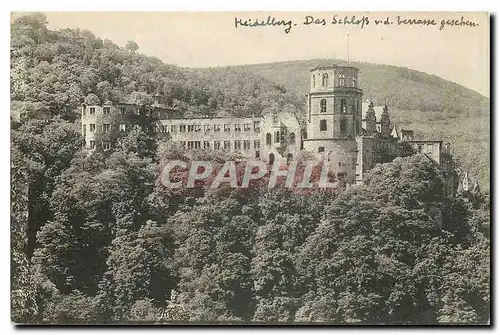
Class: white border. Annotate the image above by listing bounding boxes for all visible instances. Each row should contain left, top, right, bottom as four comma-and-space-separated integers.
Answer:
2, 1, 496, 334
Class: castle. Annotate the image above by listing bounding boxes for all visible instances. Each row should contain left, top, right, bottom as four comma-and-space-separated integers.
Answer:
81, 64, 454, 187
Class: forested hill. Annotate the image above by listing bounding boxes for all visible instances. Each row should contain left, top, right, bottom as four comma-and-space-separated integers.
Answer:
10, 13, 301, 121
224, 59, 489, 115
198, 60, 490, 190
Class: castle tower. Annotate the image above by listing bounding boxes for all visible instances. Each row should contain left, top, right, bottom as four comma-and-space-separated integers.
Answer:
380, 105, 391, 137
303, 65, 364, 185
363, 100, 377, 134
305, 65, 363, 141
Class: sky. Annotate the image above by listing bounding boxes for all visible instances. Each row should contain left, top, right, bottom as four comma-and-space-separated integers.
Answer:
31, 11, 489, 97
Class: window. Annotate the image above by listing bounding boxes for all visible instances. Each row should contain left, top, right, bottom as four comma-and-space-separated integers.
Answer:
204, 125, 211, 132
103, 107, 110, 115
272, 113, 278, 123
355, 120, 360, 134
312, 74, 316, 88
195, 125, 202, 132
194, 141, 201, 149
180, 141, 186, 149
320, 99, 327, 113
290, 133, 296, 144
214, 124, 221, 132
171, 125, 177, 133
90, 124, 96, 132
204, 141, 210, 149
188, 125, 194, 132
427, 144, 433, 154
244, 140, 250, 150
234, 140, 241, 150
162, 125, 168, 133
339, 74, 346, 86
244, 124, 251, 131
254, 140, 260, 149
254, 121, 260, 132
266, 133, 272, 145
322, 73, 329, 86
187, 141, 194, 150
180, 125, 186, 132
255, 151, 260, 159
353, 77, 357, 88
102, 141, 111, 150
119, 124, 126, 132
89, 140, 96, 150
418, 145, 423, 153
214, 140, 221, 150
320, 120, 327, 131
275, 131, 280, 143
337, 172, 346, 180
224, 124, 231, 132
102, 124, 110, 132
90, 107, 96, 115
341, 99, 347, 113
318, 147, 325, 153
340, 119, 347, 132
235, 124, 241, 132
119, 107, 125, 115
224, 140, 231, 150
83, 125, 86, 136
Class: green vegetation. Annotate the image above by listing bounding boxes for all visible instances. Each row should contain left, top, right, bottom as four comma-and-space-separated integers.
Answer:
11, 13, 490, 324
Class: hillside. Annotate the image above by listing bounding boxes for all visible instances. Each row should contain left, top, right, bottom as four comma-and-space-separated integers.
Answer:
206, 60, 490, 190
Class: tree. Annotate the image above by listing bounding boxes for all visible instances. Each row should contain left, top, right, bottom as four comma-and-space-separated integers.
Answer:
125, 40, 139, 53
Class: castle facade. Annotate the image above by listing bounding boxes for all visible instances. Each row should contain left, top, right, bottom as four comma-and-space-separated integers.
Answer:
81, 64, 452, 186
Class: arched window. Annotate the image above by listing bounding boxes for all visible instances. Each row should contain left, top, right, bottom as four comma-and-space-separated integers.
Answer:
312, 75, 316, 88
320, 99, 326, 113
266, 133, 272, 145
341, 99, 347, 113
287, 153, 293, 165
340, 119, 347, 132
320, 120, 327, 131
352, 76, 357, 88
339, 74, 346, 86
355, 120, 360, 134
289, 132, 296, 144
322, 73, 329, 86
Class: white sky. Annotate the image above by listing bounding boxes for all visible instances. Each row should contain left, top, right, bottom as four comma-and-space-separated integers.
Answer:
19, 11, 490, 97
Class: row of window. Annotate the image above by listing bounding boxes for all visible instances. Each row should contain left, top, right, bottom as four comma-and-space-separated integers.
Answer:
318, 98, 356, 114
312, 73, 357, 88
181, 140, 261, 151
88, 140, 111, 150
85, 107, 176, 119
155, 121, 260, 134
83, 123, 127, 134
264, 132, 296, 145
318, 119, 361, 133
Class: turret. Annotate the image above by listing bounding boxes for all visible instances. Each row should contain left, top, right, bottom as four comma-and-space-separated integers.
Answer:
364, 100, 377, 134
380, 105, 391, 137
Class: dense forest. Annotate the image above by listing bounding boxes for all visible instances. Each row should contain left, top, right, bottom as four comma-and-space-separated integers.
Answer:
11, 13, 490, 324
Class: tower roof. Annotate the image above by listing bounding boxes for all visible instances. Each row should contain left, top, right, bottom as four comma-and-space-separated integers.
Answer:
309, 64, 360, 72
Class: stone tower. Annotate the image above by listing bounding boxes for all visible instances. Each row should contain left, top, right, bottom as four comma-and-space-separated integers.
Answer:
380, 105, 391, 137
305, 65, 363, 140
303, 65, 364, 185
364, 100, 377, 134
